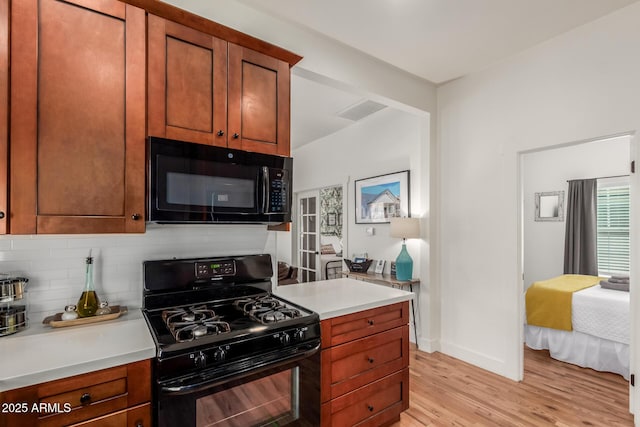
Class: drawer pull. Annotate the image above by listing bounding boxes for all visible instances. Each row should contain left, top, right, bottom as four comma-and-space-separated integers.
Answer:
80, 392, 91, 405
135, 422, 144, 427
367, 319, 374, 326
368, 357, 375, 364
367, 404, 374, 412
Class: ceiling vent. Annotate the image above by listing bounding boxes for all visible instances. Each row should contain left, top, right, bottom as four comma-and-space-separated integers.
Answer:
337, 100, 387, 122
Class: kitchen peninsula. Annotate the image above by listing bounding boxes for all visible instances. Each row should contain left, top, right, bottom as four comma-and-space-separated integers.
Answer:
276, 278, 413, 426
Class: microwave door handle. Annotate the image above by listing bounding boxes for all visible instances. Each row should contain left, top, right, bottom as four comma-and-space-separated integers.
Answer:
262, 167, 269, 214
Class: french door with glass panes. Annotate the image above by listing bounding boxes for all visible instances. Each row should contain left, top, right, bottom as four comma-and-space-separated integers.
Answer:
297, 191, 320, 282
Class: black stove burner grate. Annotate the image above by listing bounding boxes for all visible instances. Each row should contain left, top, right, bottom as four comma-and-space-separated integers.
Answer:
233, 295, 302, 324
162, 305, 231, 343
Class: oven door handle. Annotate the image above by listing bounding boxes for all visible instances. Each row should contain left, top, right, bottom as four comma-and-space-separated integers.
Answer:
160, 342, 320, 396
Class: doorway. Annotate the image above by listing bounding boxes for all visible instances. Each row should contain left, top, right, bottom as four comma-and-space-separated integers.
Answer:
296, 186, 345, 283
297, 190, 319, 283
519, 134, 632, 391
319, 185, 344, 280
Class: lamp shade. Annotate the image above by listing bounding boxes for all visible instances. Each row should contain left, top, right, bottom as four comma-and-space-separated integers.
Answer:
389, 217, 420, 239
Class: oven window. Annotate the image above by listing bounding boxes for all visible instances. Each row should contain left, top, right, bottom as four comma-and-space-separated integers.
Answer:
195, 367, 299, 427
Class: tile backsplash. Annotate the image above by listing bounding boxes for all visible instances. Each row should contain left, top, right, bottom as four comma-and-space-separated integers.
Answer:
0, 224, 274, 315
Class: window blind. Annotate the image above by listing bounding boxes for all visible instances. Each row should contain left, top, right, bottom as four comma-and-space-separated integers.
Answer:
597, 179, 630, 276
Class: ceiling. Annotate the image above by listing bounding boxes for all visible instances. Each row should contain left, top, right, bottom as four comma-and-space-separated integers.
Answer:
167, 0, 639, 149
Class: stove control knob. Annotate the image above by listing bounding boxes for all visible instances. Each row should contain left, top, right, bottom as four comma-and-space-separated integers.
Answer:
293, 328, 306, 341
193, 351, 207, 368
279, 332, 291, 345
213, 347, 227, 362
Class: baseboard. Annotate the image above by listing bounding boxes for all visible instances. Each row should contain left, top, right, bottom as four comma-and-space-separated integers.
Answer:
439, 340, 519, 381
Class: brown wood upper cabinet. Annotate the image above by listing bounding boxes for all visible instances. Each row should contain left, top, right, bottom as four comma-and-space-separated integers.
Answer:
148, 15, 227, 147
9, 0, 146, 234
0, 0, 8, 235
227, 44, 291, 156
148, 15, 291, 156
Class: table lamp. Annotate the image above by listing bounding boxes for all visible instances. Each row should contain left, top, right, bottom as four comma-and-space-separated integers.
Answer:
390, 217, 420, 281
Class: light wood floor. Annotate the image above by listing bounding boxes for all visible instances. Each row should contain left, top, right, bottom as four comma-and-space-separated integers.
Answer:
393, 345, 633, 426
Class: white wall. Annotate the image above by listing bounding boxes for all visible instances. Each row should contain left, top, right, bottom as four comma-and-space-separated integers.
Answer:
437, 1, 640, 383
294, 108, 424, 272
523, 136, 630, 288
0, 226, 274, 316
292, 107, 428, 345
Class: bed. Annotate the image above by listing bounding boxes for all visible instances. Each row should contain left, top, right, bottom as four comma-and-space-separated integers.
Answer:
524, 275, 630, 379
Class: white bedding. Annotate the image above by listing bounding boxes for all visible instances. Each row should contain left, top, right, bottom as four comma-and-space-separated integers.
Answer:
525, 325, 629, 379
572, 285, 629, 344
525, 284, 630, 378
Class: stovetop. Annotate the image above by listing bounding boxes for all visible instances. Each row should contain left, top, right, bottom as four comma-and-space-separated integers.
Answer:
144, 292, 317, 352
141, 255, 321, 381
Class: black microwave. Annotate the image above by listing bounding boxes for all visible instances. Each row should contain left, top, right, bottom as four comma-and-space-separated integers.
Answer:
147, 137, 292, 224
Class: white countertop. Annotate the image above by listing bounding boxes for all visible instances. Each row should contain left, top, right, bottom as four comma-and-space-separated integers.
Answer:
275, 278, 414, 320
0, 309, 156, 392
0, 279, 411, 393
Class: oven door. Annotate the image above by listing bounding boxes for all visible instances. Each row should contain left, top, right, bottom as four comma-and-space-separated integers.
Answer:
155, 349, 320, 427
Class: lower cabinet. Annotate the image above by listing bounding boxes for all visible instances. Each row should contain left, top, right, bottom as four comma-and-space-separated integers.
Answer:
320, 302, 410, 426
0, 359, 151, 427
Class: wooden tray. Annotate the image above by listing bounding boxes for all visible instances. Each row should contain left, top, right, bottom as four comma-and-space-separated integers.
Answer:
43, 305, 127, 328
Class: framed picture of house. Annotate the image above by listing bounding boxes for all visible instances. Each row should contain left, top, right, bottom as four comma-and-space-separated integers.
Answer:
355, 170, 410, 223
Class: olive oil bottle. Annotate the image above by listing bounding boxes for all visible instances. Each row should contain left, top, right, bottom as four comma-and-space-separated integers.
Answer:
77, 253, 100, 317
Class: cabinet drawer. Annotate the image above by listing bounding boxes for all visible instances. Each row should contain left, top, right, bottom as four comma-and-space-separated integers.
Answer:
321, 369, 409, 427
68, 402, 151, 427
321, 302, 409, 347
1, 359, 150, 427
322, 326, 408, 402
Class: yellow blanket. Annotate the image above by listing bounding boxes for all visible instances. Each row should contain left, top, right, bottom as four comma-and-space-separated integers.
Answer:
525, 274, 600, 331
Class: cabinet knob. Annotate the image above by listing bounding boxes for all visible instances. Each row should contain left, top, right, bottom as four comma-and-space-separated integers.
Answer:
367, 319, 375, 326
233, 133, 239, 139
368, 357, 375, 364
80, 393, 91, 405
131, 213, 141, 221
0, 211, 4, 219
217, 130, 225, 136
367, 404, 374, 412
135, 422, 144, 427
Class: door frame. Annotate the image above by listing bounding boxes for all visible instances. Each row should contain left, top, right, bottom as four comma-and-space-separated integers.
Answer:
516, 132, 636, 417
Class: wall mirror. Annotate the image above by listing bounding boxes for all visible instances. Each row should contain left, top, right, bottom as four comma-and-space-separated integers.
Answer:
535, 191, 564, 221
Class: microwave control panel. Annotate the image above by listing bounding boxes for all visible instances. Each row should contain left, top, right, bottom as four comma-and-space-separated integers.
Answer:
266, 168, 290, 214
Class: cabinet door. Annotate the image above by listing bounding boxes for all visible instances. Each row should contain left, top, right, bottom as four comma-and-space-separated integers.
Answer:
10, 0, 145, 234
148, 15, 228, 146
228, 44, 291, 156
0, 0, 7, 234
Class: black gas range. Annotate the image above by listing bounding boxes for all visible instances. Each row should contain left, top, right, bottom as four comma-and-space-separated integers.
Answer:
142, 254, 320, 427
